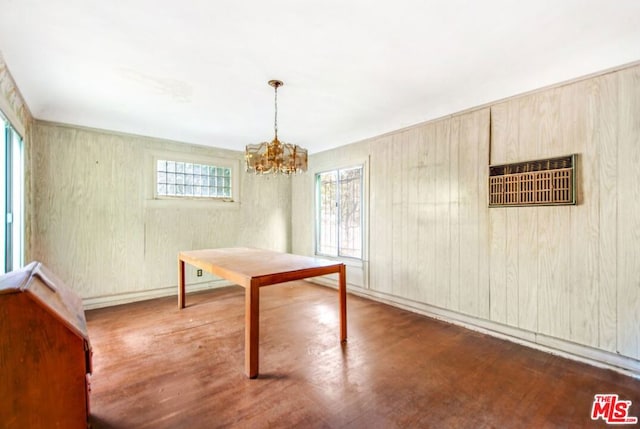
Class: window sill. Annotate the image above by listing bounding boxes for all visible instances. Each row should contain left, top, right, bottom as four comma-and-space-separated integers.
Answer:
144, 198, 240, 210
314, 254, 364, 268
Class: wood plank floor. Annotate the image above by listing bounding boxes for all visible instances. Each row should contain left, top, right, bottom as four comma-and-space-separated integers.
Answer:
86, 282, 640, 428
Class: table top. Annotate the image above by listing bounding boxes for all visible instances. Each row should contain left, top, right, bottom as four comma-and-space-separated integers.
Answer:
179, 247, 343, 287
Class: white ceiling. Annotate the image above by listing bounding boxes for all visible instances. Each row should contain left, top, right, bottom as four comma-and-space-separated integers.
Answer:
1, 1, 639, 154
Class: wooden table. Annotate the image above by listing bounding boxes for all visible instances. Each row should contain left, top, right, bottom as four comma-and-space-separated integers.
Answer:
178, 247, 347, 378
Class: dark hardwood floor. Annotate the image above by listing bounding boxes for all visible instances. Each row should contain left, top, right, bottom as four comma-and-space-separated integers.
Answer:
86, 282, 640, 428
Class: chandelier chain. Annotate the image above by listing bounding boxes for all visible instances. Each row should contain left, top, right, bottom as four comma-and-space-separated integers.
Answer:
274, 84, 278, 140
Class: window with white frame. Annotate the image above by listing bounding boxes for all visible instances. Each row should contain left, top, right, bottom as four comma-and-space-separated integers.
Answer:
1, 112, 24, 273
316, 166, 363, 259
155, 159, 234, 200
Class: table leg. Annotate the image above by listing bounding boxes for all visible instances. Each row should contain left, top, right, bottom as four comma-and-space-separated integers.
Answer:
339, 264, 347, 342
245, 279, 260, 378
178, 259, 186, 309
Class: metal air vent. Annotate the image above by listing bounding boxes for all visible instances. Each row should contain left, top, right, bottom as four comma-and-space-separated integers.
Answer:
488, 154, 577, 207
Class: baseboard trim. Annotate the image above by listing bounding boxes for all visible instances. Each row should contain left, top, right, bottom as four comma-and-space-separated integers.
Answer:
83, 279, 234, 310
309, 278, 640, 379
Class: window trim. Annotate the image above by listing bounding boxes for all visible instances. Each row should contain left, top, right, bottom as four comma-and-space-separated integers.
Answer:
155, 158, 233, 201
145, 150, 241, 208
1, 111, 24, 273
313, 158, 369, 263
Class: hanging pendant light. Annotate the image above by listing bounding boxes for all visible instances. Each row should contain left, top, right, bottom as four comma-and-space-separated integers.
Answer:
245, 80, 308, 175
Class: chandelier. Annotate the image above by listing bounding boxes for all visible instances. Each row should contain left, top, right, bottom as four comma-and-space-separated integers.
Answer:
245, 80, 308, 175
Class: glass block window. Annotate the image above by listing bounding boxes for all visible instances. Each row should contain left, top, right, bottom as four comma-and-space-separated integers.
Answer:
156, 160, 232, 199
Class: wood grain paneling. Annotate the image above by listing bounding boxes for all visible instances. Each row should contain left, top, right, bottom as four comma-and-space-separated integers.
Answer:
489, 100, 521, 327
617, 66, 640, 360
407, 129, 422, 302
449, 116, 461, 312
32, 127, 145, 297
489, 104, 508, 324
417, 126, 435, 304
433, 120, 451, 308
565, 81, 599, 348
391, 133, 405, 299
0, 52, 32, 135
457, 113, 479, 316
457, 109, 490, 318
291, 63, 640, 365
502, 100, 520, 328
594, 73, 618, 353
30, 123, 290, 302
368, 137, 393, 294
476, 109, 491, 320
520, 90, 560, 336
512, 94, 540, 333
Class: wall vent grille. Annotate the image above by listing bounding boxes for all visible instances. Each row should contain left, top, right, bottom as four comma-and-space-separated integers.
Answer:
488, 155, 576, 207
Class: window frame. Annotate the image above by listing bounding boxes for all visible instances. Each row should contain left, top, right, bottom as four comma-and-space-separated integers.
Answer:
314, 163, 366, 261
146, 150, 240, 207
155, 159, 233, 200
1, 111, 24, 273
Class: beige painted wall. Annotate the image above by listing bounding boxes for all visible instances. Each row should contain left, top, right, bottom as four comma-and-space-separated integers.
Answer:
29, 122, 291, 302
292, 64, 640, 364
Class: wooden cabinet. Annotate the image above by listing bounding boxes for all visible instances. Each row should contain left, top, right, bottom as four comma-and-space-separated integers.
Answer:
0, 262, 92, 429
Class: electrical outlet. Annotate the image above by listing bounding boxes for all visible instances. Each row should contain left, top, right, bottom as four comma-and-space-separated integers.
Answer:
197, 269, 203, 277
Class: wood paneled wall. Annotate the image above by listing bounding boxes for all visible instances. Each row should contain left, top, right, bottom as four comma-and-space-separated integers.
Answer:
0, 51, 32, 136
25, 64, 640, 366
292, 64, 640, 363
29, 122, 291, 302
